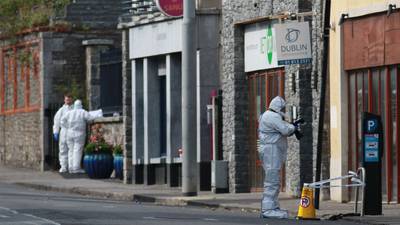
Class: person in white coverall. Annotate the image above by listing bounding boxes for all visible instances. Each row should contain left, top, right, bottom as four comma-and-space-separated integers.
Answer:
61, 100, 92, 173
53, 94, 73, 173
258, 96, 296, 219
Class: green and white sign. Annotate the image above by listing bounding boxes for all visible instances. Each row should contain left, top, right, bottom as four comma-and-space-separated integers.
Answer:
244, 21, 312, 72
275, 21, 312, 65
244, 21, 279, 72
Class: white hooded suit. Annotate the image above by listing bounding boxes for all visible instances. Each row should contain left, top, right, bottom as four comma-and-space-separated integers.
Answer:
61, 100, 91, 173
53, 104, 73, 172
258, 96, 295, 219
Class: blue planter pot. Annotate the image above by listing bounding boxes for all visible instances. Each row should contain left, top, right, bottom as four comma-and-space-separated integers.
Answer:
83, 153, 114, 179
113, 155, 123, 180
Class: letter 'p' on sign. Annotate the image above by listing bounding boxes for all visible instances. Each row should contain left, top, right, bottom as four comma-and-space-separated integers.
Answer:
367, 119, 377, 132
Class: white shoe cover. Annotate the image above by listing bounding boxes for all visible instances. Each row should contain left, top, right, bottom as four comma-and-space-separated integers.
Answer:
262, 209, 289, 219
59, 168, 68, 173
70, 169, 85, 174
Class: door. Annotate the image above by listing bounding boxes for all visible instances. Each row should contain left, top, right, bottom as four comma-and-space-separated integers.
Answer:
248, 68, 285, 192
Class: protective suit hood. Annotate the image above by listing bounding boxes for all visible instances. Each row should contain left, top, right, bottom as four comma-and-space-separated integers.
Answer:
269, 96, 286, 112
74, 100, 83, 109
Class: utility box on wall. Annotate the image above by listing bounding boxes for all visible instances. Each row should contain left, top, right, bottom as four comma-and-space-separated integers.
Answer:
211, 160, 228, 193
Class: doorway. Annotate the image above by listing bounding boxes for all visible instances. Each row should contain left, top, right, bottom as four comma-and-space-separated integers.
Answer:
248, 68, 285, 192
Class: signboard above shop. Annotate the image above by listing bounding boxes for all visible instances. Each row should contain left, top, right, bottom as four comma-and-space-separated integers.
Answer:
129, 19, 182, 59
244, 21, 311, 72
275, 22, 312, 65
244, 21, 279, 72
156, 0, 183, 17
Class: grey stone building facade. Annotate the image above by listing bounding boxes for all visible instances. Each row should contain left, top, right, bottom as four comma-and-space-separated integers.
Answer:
0, 0, 124, 171
221, 0, 329, 196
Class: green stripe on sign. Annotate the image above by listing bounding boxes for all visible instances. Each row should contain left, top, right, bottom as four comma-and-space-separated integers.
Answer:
267, 25, 273, 65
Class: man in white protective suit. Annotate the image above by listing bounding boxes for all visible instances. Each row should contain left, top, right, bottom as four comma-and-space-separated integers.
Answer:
53, 93, 73, 173
61, 100, 92, 173
258, 96, 297, 219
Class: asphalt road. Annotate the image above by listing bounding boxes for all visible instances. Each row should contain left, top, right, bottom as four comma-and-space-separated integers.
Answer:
0, 183, 364, 225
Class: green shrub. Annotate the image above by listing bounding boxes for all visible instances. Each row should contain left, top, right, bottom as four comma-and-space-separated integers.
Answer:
113, 145, 123, 156
84, 142, 112, 155
0, 0, 71, 37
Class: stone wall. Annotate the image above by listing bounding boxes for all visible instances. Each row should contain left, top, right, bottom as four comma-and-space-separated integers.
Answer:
0, 34, 43, 170
0, 0, 124, 171
1, 112, 42, 170
121, 30, 133, 184
63, 0, 124, 30
90, 117, 125, 148
42, 31, 121, 105
310, 0, 331, 199
41, 32, 119, 170
221, 0, 325, 195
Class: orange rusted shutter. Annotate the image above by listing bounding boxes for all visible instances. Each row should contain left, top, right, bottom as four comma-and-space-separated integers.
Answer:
344, 11, 400, 70
343, 14, 385, 70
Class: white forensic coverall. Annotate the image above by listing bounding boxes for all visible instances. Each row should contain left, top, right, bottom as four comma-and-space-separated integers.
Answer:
61, 100, 91, 173
258, 96, 295, 219
53, 104, 73, 172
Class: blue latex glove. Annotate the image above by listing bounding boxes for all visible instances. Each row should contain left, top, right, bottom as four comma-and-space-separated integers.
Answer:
53, 133, 59, 142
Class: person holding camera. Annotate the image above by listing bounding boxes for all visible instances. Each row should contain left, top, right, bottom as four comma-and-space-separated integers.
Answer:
258, 96, 301, 219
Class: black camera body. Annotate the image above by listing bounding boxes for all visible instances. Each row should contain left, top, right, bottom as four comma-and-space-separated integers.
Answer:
292, 118, 305, 140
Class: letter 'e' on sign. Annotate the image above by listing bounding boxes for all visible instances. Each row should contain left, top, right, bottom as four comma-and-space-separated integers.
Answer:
275, 21, 312, 65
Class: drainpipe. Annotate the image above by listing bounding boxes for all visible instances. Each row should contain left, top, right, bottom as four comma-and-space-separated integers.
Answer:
314, 0, 331, 209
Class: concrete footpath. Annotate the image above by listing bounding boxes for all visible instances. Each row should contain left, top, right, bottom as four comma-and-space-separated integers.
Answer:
0, 165, 399, 225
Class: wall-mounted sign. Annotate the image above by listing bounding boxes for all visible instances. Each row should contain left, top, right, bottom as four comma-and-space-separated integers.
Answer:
244, 21, 280, 72
275, 21, 312, 65
244, 20, 312, 72
156, 0, 183, 17
129, 19, 182, 59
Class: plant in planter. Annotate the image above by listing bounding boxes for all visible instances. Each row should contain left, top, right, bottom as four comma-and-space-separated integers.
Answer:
83, 124, 114, 179
112, 145, 123, 180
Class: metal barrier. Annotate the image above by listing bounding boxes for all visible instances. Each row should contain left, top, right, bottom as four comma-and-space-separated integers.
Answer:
304, 167, 366, 217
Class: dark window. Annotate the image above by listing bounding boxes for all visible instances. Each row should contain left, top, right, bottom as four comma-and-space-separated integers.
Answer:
100, 48, 122, 116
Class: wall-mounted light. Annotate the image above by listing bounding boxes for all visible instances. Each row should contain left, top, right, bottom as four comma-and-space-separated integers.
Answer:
387, 4, 397, 17
338, 13, 349, 26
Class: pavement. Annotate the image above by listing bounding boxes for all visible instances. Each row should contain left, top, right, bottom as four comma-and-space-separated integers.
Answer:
0, 165, 399, 225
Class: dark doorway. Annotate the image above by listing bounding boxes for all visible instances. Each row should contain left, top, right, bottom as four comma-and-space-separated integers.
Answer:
99, 48, 122, 116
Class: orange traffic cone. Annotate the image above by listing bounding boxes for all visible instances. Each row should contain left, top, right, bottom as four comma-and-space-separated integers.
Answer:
297, 186, 317, 220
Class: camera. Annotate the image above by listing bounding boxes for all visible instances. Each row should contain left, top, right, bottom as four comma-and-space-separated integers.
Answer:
292, 118, 305, 140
